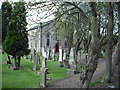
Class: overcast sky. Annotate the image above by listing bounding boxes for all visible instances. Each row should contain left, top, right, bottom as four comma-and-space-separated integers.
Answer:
1, 0, 120, 29
0, 0, 56, 30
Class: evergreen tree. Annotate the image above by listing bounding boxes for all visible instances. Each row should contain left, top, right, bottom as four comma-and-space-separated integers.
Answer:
3, 1, 30, 69
2, 2, 12, 43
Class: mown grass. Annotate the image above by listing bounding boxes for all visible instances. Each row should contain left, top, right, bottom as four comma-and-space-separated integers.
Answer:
2, 54, 68, 88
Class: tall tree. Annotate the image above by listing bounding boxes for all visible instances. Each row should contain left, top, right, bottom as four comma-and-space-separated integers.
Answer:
117, 2, 120, 88
79, 2, 100, 88
2, 2, 12, 64
2, 2, 12, 43
3, 1, 30, 69
106, 2, 114, 83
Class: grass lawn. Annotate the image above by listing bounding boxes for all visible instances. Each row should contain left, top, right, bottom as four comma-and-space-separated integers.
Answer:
2, 54, 68, 88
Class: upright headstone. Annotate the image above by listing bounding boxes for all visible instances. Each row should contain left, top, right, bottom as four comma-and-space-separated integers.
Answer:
40, 66, 48, 88
42, 47, 44, 56
37, 54, 40, 64
39, 57, 48, 88
46, 47, 51, 60
58, 47, 63, 67
80, 53, 87, 66
59, 48, 62, 62
33, 53, 38, 70
63, 49, 70, 68
68, 47, 77, 74
42, 47, 47, 60
42, 57, 46, 68
77, 51, 81, 68
69, 47, 75, 65
63, 50, 66, 60
52, 49, 55, 61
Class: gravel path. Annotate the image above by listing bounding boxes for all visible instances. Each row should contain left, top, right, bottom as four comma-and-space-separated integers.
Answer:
47, 58, 107, 88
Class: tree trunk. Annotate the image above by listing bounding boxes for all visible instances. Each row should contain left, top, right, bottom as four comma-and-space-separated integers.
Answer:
106, 3, 114, 83
79, 2, 100, 88
10, 56, 18, 70
17, 56, 21, 67
7, 55, 11, 64
116, 2, 120, 88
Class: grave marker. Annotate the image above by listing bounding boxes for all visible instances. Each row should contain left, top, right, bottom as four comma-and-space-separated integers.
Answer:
58, 47, 63, 67
68, 47, 77, 74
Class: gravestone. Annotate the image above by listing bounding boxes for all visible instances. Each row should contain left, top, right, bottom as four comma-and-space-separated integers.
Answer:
63, 50, 66, 60
46, 47, 49, 60
77, 51, 81, 67
31, 48, 35, 62
59, 48, 62, 62
42, 47, 45, 56
80, 53, 87, 66
63, 50, 70, 68
40, 67, 48, 88
37, 54, 40, 64
51, 49, 55, 61
58, 48, 63, 67
42, 57, 46, 68
69, 47, 75, 65
39, 57, 48, 88
33, 53, 39, 70
68, 47, 77, 74
42, 47, 47, 60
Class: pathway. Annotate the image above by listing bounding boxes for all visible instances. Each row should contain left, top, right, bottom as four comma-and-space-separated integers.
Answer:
47, 58, 107, 88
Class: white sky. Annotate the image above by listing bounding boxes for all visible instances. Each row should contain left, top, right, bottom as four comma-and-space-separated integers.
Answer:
0, 0, 56, 29
1, 0, 120, 30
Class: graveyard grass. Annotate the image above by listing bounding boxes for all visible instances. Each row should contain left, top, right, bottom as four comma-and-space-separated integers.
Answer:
2, 54, 68, 88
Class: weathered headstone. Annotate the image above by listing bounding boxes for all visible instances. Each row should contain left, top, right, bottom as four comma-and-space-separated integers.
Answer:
39, 67, 48, 88
76, 51, 81, 69
69, 47, 75, 65
80, 53, 87, 66
42, 57, 46, 68
37, 54, 40, 64
42, 47, 47, 60
68, 47, 77, 74
63, 50, 70, 68
33, 53, 38, 70
42, 47, 44, 56
51, 49, 55, 61
63, 50, 66, 60
46, 47, 49, 60
39, 57, 48, 88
